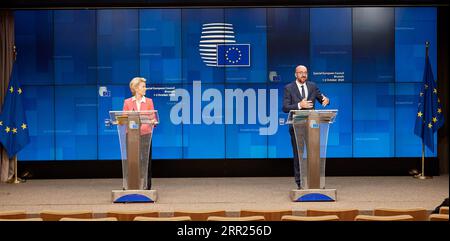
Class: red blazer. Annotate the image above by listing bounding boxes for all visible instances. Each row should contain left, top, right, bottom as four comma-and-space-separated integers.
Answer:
123, 97, 155, 135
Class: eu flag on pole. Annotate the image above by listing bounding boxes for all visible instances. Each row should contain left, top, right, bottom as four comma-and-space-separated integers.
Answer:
0, 64, 30, 158
217, 44, 250, 67
414, 54, 444, 152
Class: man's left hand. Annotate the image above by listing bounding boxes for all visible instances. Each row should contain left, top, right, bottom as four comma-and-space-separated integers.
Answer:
322, 96, 330, 107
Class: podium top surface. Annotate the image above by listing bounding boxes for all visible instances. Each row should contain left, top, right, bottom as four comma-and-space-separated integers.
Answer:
109, 110, 159, 125
110, 110, 157, 115
286, 109, 338, 124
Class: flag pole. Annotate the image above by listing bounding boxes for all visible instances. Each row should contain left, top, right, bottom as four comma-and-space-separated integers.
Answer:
414, 141, 432, 179
414, 41, 432, 180
6, 155, 23, 184
13, 155, 21, 184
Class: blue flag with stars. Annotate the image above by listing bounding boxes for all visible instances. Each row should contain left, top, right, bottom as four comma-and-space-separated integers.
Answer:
0, 64, 30, 158
217, 44, 250, 67
414, 54, 444, 152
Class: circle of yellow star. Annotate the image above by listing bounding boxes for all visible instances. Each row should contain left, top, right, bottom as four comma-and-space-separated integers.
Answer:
438, 108, 442, 114
417, 112, 423, 118
21, 123, 27, 129
9, 86, 14, 93
5, 126, 10, 133
428, 123, 433, 129
12, 128, 17, 134
18, 88, 23, 94
432, 117, 438, 123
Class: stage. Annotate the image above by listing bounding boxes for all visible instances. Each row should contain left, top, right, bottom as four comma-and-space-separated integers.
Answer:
0, 175, 448, 217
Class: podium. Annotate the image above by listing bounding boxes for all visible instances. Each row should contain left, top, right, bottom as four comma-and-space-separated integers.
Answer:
286, 109, 338, 202
108, 110, 159, 203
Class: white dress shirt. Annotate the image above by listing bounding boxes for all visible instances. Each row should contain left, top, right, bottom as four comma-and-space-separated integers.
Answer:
132, 96, 146, 111
295, 81, 308, 109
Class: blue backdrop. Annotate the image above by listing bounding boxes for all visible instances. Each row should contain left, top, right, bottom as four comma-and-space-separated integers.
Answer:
14, 7, 438, 161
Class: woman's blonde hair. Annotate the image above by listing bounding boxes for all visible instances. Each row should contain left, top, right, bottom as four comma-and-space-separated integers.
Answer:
129, 77, 146, 96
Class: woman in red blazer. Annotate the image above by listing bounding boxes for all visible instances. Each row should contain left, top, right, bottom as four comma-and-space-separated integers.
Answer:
123, 77, 155, 190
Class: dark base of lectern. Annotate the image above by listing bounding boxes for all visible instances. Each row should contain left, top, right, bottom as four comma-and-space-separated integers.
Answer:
112, 190, 158, 203
290, 189, 336, 202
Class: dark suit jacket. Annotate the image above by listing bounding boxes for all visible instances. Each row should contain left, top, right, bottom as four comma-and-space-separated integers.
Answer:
282, 80, 326, 113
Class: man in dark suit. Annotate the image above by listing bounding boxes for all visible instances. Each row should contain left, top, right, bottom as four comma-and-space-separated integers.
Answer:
282, 65, 330, 189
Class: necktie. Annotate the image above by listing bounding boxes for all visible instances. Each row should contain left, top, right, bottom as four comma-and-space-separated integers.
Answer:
301, 85, 305, 99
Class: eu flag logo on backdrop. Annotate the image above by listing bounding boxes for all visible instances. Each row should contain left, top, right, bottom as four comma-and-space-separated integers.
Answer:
217, 44, 250, 67
0, 64, 30, 158
414, 54, 444, 152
